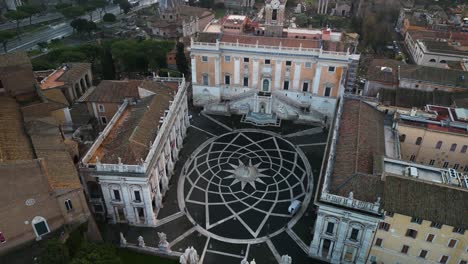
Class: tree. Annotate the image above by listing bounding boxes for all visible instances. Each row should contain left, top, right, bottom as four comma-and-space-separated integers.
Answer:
78, 43, 102, 63
92, 0, 108, 18
4, 10, 29, 36
70, 18, 88, 33
295, 13, 308, 28
60, 6, 85, 19
84, 4, 97, 20
84, 21, 97, 36
17, 4, 43, 25
70, 243, 122, 264
199, 0, 214, 8
39, 239, 70, 264
0, 30, 16, 53
117, 0, 131, 14
101, 41, 116, 79
175, 42, 188, 76
102, 13, 116, 22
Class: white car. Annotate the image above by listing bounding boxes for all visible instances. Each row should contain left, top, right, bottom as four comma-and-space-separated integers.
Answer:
288, 200, 301, 215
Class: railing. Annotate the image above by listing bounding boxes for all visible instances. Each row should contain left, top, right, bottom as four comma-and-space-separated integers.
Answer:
273, 91, 310, 109
222, 88, 256, 101
95, 163, 146, 173
153, 76, 184, 83
320, 192, 381, 214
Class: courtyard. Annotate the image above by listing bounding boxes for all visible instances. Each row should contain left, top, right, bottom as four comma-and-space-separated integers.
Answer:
105, 110, 328, 264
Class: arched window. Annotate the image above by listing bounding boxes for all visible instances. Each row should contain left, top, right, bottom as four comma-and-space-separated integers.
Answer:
440, 60, 447, 63
415, 137, 422, 145
435, 141, 443, 149
32, 216, 50, 238
262, 79, 270, 92
399, 134, 406, 142
429, 58, 436, 62
450, 143, 457, 152
461, 145, 467, 154
65, 199, 73, 212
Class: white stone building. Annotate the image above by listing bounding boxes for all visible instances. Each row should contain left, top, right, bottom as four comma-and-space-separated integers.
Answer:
80, 78, 190, 226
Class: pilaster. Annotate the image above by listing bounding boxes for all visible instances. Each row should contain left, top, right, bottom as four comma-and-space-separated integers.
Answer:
292, 62, 302, 90
191, 56, 197, 84
215, 57, 220, 85
330, 218, 349, 263
309, 212, 325, 256
274, 61, 282, 90
312, 63, 322, 94
252, 59, 259, 88
142, 185, 156, 225
234, 57, 240, 85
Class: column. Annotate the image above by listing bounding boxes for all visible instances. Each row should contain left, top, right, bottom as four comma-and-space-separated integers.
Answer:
158, 157, 169, 193
330, 219, 349, 263
274, 60, 282, 90
215, 57, 220, 85
356, 226, 375, 263
100, 183, 117, 223
252, 59, 259, 88
120, 182, 136, 224
234, 57, 240, 85
324, 0, 329, 14
191, 56, 197, 84
317, 0, 322, 13
312, 63, 322, 95
165, 141, 174, 176
310, 212, 325, 256
292, 62, 302, 90
142, 185, 156, 225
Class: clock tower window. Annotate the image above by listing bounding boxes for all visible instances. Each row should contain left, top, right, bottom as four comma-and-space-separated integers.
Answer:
272, 9, 277, 21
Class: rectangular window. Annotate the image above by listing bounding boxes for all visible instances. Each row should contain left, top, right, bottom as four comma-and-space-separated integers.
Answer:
134, 191, 141, 202
98, 104, 105, 112
448, 239, 457, 248
465, 166, 468, 172
286, 61, 292, 66
405, 229, 418, 239
426, 234, 435, 243
350, 228, 359, 241
443, 161, 449, 168
375, 238, 383, 247
324, 87, 332, 97
265, 59, 271, 65
401, 245, 409, 254
429, 159, 435, 166
459, 260, 467, 264
225, 75, 231, 85
328, 66, 336, 72
410, 154, 416, 161
454, 164, 460, 170
419, 250, 428, 259
302, 82, 309, 92
283, 80, 289, 90
202, 74, 209, 85
113, 189, 121, 201
326, 222, 334, 234
439, 255, 449, 264
0, 79, 3, 88
65, 199, 73, 212
305, 62, 312, 68
243, 57, 249, 63
379, 222, 390, 231
100, 116, 107, 125
224, 55, 231, 62
243, 77, 249, 87
411, 217, 422, 224
431, 222, 443, 229
0, 232, 6, 243
201, 56, 208, 62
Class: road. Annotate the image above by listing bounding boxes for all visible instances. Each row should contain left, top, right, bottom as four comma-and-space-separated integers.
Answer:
0, 13, 63, 31
4, 0, 157, 53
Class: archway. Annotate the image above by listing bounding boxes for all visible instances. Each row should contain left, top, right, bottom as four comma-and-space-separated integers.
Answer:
259, 102, 266, 113
262, 79, 270, 92
80, 78, 87, 91
74, 83, 81, 98
32, 216, 50, 238
85, 74, 91, 87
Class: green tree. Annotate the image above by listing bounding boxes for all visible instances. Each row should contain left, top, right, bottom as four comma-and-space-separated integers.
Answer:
175, 42, 188, 76
70, 18, 88, 33
118, 0, 132, 14
84, 21, 97, 36
78, 43, 102, 63
84, 4, 97, 20
38, 239, 70, 264
58, 49, 87, 62
0, 30, 16, 53
102, 13, 116, 22
17, 4, 43, 25
295, 13, 308, 27
199, 0, 214, 8
56, 3, 72, 10
4, 10, 29, 36
92, 0, 108, 18
60, 6, 85, 19
70, 243, 122, 264
101, 41, 116, 79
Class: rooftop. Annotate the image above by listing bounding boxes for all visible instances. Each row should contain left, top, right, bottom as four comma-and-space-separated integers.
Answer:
366, 59, 403, 84
399, 64, 468, 88
80, 80, 142, 103
327, 98, 386, 203
89, 87, 176, 165
0, 52, 31, 68
38, 63, 91, 90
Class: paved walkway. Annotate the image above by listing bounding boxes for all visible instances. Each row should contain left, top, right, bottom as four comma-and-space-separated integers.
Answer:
117, 112, 327, 264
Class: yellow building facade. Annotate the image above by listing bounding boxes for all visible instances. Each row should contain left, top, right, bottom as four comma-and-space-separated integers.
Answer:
369, 213, 468, 264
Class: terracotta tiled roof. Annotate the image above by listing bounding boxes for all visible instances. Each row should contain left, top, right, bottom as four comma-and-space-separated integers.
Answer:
0, 159, 52, 210
0, 52, 37, 96
0, 97, 35, 161
42, 89, 70, 106
329, 98, 386, 202
383, 175, 468, 229
57, 63, 91, 83
366, 59, 403, 84
220, 34, 320, 48
139, 80, 179, 94
92, 86, 175, 165
0, 52, 31, 67
21, 101, 67, 121
399, 64, 468, 88
25, 118, 81, 190
82, 80, 141, 103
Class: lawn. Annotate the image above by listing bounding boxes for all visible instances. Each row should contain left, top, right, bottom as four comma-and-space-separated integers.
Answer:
118, 248, 179, 264
214, 8, 225, 19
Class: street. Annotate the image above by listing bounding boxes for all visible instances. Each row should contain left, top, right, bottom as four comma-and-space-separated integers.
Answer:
2, 0, 158, 53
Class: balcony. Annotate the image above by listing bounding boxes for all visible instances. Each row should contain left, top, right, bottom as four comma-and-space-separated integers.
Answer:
320, 192, 382, 214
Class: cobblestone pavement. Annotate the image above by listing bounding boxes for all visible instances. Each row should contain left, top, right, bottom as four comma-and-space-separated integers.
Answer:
115, 110, 328, 264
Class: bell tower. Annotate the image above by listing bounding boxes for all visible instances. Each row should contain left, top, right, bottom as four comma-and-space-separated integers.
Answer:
264, 0, 286, 37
